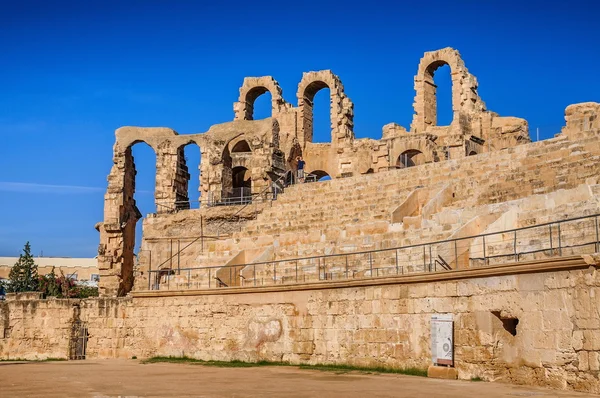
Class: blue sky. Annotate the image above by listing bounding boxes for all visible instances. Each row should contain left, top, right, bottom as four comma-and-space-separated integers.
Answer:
0, 0, 598, 257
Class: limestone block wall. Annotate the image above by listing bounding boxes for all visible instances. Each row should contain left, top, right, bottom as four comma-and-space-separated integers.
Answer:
2, 262, 600, 394
97, 120, 281, 297
562, 102, 600, 141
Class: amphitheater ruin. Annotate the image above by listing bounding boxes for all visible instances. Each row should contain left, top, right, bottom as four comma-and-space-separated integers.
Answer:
2, 47, 600, 394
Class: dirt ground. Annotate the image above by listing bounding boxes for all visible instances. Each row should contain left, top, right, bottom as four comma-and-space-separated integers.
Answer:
0, 359, 596, 398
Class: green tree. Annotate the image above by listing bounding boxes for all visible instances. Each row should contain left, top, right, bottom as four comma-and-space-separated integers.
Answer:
8, 242, 39, 292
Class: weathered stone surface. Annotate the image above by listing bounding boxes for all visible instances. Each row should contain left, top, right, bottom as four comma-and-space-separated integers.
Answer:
428, 365, 459, 379
2, 266, 600, 393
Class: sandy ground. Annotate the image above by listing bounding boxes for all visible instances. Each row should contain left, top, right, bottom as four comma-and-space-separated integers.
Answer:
0, 359, 596, 398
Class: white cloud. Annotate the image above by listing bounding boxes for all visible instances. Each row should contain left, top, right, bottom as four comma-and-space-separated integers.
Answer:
0, 182, 155, 195
0, 182, 104, 194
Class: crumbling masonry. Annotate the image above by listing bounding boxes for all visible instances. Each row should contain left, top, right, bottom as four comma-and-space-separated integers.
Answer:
96, 47, 532, 296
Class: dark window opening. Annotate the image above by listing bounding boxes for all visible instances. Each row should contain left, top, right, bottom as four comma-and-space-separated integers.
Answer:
492, 311, 519, 336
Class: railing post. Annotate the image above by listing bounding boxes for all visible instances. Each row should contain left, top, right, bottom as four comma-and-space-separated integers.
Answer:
170, 239, 173, 270
549, 224, 553, 253
177, 240, 181, 275
369, 252, 373, 277
396, 249, 399, 275
253, 265, 256, 286
273, 262, 277, 284
514, 230, 517, 262
187, 269, 191, 288
201, 216, 204, 253
422, 246, 426, 272
323, 256, 326, 280
482, 235, 487, 265
229, 266, 232, 287
429, 245, 432, 272
295, 260, 298, 282
558, 223, 562, 256
594, 216, 599, 253
148, 251, 152, 290
454, 239, 458, 269
209, 268, 211, 288
345, 255, 349, 278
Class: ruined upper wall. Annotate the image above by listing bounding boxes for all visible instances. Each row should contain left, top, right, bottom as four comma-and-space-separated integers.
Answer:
99, 47, 540, 296
410, 47, 486, 133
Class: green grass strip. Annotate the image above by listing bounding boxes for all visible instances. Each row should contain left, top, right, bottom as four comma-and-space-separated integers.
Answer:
141, 356, 427, 376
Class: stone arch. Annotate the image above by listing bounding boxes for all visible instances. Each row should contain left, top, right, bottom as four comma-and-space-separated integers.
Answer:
467, 150, 478, 156
297, 70, 354, 145
307, 169, 331, 181
396, 149, 424, 168
410, 47, 486, 133
287, 140, 303, 171
221, 145, 233, 200
390, 137, 436, 169
234, 76, 286, 121
231, 139, 251, 153
98, 140, 156, 297
175, 140, 202, 208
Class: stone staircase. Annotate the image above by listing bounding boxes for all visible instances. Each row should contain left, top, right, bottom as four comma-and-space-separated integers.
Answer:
151, 129, 600, 290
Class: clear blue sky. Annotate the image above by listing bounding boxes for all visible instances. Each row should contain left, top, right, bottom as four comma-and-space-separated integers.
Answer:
0, 0, 598, 257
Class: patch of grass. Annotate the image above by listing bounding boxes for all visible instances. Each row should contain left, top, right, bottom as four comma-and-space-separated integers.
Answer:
0, 357, 67, 362
142, 356, 427, 377
141, 356, 283, 367
470, 376, 484, 382
298, 363, 427, 377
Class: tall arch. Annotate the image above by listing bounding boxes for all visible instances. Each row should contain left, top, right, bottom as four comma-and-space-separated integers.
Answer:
221, 145, 233, 201
176, 141, 201, 209
101, 140, 156, 297
234, 76, 286, 121
297, 70, 354, 146
410, 47, 486, 133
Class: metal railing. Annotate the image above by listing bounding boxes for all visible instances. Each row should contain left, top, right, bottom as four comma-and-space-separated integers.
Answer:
156, 190, 278, 212
147, 173, 288, 284
147, 213, 600, 291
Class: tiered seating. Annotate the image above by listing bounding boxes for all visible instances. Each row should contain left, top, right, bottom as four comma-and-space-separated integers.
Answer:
151, 129, 600, 290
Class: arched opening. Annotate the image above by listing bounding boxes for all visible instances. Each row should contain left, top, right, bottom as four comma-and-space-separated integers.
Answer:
244, 86, 272, 120
178, 142, 201, 209
424, 61, 453, 127
467, 150, 478, 157
307, 170, 331, 182
221, 145, 233, 202
312, 87, 331, 143
251, 89, 272, 120
301, 81, 331, 143
121, 142, 155, 294
286, 142, 303, 184
396, 149, 425, 169
231, 166, 252, 204
231, 140, 251, 153
364, 168, 374, 174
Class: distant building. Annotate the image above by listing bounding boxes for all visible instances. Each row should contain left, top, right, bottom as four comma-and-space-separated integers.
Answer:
0, 257, 99, 284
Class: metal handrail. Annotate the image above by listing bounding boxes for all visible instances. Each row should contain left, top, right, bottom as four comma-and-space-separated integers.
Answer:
152, 173, 288, 271
147, 212, 600, 290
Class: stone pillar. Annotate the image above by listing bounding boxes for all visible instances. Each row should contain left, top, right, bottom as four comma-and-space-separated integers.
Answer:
155, 140, 189, 213
97, 147, 140, 297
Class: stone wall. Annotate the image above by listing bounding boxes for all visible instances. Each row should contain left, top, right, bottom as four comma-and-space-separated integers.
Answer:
2, 259, 599, 394
97, 47, 537, 296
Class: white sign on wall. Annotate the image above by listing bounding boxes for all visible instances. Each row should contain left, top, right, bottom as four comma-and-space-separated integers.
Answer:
431, 314, 454, 366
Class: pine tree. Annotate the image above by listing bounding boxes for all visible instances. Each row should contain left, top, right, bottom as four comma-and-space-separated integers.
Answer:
8, 242, 39, 292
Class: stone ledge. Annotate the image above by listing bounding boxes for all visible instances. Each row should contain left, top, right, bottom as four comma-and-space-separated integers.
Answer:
427, 365, 458, 379
131, 255, 588, 298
